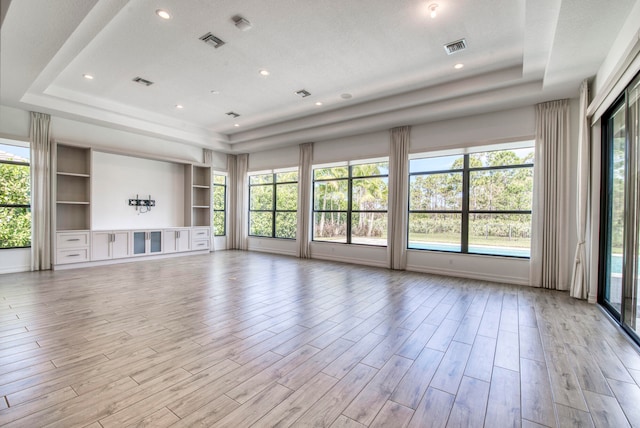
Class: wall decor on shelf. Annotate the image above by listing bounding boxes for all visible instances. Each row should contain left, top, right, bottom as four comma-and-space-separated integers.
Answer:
128, 194, 155, 213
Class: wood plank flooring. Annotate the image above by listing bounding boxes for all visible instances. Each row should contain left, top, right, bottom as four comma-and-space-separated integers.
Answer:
1, 250, 639, 427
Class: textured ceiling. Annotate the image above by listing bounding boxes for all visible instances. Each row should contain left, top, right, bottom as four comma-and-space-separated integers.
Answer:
1, 0, 637, 153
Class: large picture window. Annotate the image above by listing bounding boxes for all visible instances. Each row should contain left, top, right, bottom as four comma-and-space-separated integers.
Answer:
0, 142, 31, 249
212, 174, 226, 236
409, 145, 534, 257
249, 170, 298, 239
313, 159, 388, 246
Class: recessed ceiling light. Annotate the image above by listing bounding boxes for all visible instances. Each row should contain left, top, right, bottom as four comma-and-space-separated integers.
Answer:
83, 74, 94, 80
234, 123, 240, 127
175, 104, 184, 109
259, 69, 270, 76
454, 63, 464, 69
428, 3, 439, 18
233, 16, 252, 31
341, 93, 352, 99
315, 102, 323, 106
156, 9, 171, 20
210, 90, 220, 95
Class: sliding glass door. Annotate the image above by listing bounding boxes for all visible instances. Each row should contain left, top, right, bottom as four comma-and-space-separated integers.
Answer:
601, 73, 640, 338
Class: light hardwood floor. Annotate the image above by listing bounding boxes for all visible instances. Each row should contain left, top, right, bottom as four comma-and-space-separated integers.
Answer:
1, 251, 640, 427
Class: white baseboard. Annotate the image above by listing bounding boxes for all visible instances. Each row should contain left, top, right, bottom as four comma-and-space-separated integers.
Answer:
311, 253, 388, 269
0, 264, 31, 274
52, 250, 211, 270
250, 246, 297, 257
406, 263, 530, 286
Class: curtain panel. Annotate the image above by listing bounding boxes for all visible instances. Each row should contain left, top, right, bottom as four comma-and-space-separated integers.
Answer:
29, 112, 52, 271
234, 154, 249, 250
297, 143, 314, 258
530, 100, 570, 290
570, 81, 591, 299
388, 126, 410, 270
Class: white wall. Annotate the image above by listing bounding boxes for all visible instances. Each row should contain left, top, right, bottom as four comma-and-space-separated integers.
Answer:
91, 152, 185, 229
249, 145, 298, 171
0, 249, 30, 274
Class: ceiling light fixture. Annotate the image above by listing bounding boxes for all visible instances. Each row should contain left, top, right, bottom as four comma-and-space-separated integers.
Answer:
454, 63, 464, 69
315, 102, 323, 106
259, 69, 270, 76
83, 74, 94, 80
176, 104, 184, 109
340, 93, 352, 99
210, 90, 220, 95
156, 9, 171, 20
233, 16, 252, 31
428, 3, 439, 18
234, 123, 240, 127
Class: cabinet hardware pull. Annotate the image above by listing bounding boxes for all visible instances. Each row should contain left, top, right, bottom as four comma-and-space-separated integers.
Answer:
67, 238, 80, 241
68, 254, 80, 257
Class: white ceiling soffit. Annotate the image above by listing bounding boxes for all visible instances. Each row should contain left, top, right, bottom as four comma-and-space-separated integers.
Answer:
1, 0, 638, 153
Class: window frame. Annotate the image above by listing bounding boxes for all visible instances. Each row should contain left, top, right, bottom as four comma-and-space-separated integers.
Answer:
248, 169, 298, 239
0, 143, 31, 250
312, 159, 389, 246
212, 172, 227, 237
408, 146, 533, 258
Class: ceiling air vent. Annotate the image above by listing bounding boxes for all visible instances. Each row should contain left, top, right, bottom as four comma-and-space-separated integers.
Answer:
226, 111, 240, 118
132, 77, 154, 86
200, 32, 226, 48
444, 39, 467, 55
295, 89, 311, 98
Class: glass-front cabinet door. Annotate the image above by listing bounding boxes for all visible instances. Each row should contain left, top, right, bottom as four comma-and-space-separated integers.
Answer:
601, 72, 640, 339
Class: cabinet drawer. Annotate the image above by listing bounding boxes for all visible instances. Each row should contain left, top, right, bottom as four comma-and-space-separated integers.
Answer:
191, 228, 210, 240
191, 239, 210, 251
56, 248, 90, 264
57, 232, 90, 248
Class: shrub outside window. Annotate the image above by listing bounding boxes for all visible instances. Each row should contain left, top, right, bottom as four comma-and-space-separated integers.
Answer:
409, 146, 534, 257
249, 170, 298, 239
0, 142, 31, 249
313, 160, 389, 246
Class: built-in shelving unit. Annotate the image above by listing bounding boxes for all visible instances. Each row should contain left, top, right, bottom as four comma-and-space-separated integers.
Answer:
190, 165, 211, 227
52, 142, 213, 269
55, 144, 91, 231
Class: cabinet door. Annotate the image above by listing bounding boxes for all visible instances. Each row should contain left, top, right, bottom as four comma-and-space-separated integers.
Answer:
149, 231, 162, 254
133, 231, 146, 255
163, 230, 178, 254
112, 231, 131, 259
177, 229, 190, 252
91, 232, 111, 261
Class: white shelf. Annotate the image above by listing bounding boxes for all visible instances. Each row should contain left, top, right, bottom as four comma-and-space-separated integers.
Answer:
57, 201, 90, 205
57, 172, 90, 178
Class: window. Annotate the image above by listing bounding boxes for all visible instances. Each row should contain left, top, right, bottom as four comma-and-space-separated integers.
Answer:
313, 159, 388, 246
0, 142, 31, 249
212, 174, 226, 236
249, 170, 298, 239
409, 145, 534, 257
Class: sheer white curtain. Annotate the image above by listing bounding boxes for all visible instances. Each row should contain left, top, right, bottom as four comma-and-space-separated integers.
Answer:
570, 81, 591, 299
388, 126, 410, 270
530, 100, 570, 290
297, 143, 313, 258
226, 154, 237, 249
232, 154, 249, 250
29, 112, 52, 271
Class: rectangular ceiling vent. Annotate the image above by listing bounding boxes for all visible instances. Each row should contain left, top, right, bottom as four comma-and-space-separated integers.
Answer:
132, 77, 154, 86
226, 111, 240, 118
200, 32, 226, 48
295, 89, 311, 98
444, 39, 467, 55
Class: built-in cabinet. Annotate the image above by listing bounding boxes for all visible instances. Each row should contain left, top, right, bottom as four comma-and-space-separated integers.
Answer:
91, 231, 131, 261
164, 228, 191, 253
52, 141, 212, 268
132, 230, 163, 256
